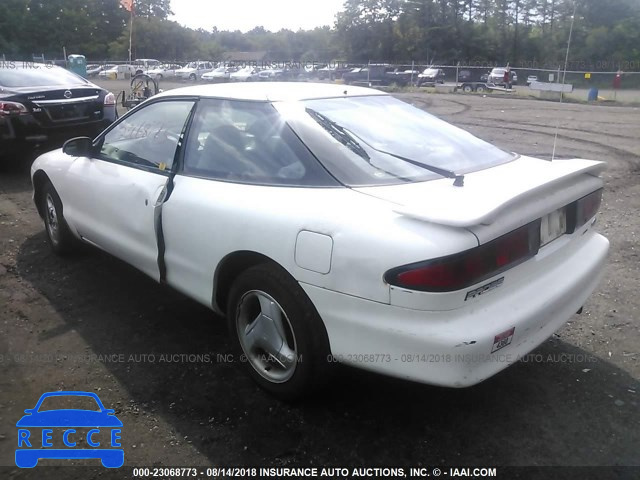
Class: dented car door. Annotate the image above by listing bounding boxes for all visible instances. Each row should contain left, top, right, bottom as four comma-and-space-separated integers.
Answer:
63, 100, 195, 281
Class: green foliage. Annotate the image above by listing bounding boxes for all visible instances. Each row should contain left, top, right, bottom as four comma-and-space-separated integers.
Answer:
1, 0, 638, 70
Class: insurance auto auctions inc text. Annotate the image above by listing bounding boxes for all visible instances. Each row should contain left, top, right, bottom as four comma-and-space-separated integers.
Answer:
198, 466, 498, 478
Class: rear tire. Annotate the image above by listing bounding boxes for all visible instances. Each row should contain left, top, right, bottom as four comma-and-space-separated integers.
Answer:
476, 85, 486, 93
41, 181, 75, 255
227, 264, 331, 400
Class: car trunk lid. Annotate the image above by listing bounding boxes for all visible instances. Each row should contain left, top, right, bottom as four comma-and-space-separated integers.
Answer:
20, 87, 104, 127
354, 156, 605, 243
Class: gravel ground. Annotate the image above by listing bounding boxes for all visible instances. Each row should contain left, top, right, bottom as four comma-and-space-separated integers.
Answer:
0, 85, 639, 479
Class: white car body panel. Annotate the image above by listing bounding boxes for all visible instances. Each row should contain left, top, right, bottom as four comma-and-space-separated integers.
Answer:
175, 62, 214, 79
160, 175, 477, 309
303, 229, 608, 386
39, 150, 167, 280
145, 65, 180, 79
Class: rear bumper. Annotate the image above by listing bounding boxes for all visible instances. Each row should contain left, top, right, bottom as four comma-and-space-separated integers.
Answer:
302, 231, 609, 387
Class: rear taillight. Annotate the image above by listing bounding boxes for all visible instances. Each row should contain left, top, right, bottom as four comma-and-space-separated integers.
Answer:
384, 220, 541, 292
104, 92, 116, 106
0, 101, 28, 116
568, 189, 602, 232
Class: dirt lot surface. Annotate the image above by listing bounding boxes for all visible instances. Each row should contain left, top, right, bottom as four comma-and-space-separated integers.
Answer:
1, 85, 639, 479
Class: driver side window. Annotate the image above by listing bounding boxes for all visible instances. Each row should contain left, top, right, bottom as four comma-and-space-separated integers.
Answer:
99, 100, 194, 171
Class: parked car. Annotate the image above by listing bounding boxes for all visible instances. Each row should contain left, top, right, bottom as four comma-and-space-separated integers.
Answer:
175, 61, 214, 81
0, 63, 116, 162
458, 69, 487, 83
488, 67, 518, 86
86, 64, 108, 78
258, 66, 302, 82
342, 65, 409, 86
229, 66, 261, 82
317, 64, 355, 81
133, 58, 161, 74
389, 69, 421, 84
201, 66, 237, 82
527, 75, 538, 86
31, 83, 608, 399
145, 64, 182, 80
416, 67, 446, 86
98, 64, 135, 80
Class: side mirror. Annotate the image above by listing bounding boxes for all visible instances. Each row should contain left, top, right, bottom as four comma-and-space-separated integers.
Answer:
104, 409, 116, 415
62, 137, 93, 157
24, 409, 34, 414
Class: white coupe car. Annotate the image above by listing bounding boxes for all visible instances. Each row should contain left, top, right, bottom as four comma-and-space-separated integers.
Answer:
30, 83, 609, 399
145, 63, 183, 80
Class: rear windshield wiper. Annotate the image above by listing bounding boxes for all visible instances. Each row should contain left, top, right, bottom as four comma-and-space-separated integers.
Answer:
348, 132, 465, 187
367, 144, 465, 187
306, 107, 370, 161
306, 107, 464, 187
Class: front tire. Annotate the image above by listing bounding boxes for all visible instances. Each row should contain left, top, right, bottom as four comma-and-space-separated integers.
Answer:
227, 264, 331, 400
41, 181, 75, 255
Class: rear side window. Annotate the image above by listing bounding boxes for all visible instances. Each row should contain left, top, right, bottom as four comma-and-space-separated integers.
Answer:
182, 99, 337, 186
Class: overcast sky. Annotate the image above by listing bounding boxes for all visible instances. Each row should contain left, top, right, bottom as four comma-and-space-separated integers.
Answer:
169, 0, 345, 32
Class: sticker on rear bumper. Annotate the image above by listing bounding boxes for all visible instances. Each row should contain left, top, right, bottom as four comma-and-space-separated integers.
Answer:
465, 277, 504, 301
491, 327, 515, 353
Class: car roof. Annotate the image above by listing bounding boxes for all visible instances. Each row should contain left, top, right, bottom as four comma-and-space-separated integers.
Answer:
154, 82, 388, 102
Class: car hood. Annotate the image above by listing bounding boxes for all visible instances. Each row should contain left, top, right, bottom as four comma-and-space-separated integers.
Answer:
16, 410, 123, 427
354, 156, 605, 229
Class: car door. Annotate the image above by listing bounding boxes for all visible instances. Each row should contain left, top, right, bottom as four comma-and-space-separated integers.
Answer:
63, 99, 196, 281
160, 98, 335, 308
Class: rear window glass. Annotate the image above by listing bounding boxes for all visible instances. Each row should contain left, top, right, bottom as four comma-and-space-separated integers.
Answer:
295, 95, 515, 187
0, 64, 88, 87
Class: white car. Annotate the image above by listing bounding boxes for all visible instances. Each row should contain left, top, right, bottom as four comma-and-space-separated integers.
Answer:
98, 64, 136, 80
145, 64, 182, 80
175, 61, 214, 81
133, 58, 161, 74
201, 66, 237, 82
230, 66, 261, 82
30, 83, 609, 399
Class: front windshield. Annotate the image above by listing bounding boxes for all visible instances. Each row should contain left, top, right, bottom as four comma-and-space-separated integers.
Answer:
423, 69, 439, 75
185, 62, 197, 68
298, 95, 515, 187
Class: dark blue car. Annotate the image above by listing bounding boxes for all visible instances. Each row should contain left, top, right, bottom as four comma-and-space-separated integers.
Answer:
16, 391, 123, 468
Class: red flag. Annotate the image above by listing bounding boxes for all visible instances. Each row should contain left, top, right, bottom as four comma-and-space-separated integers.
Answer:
120, 0, 133, 12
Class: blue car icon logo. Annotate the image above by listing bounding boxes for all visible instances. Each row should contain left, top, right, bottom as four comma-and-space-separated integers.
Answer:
16, 391, 123, 468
